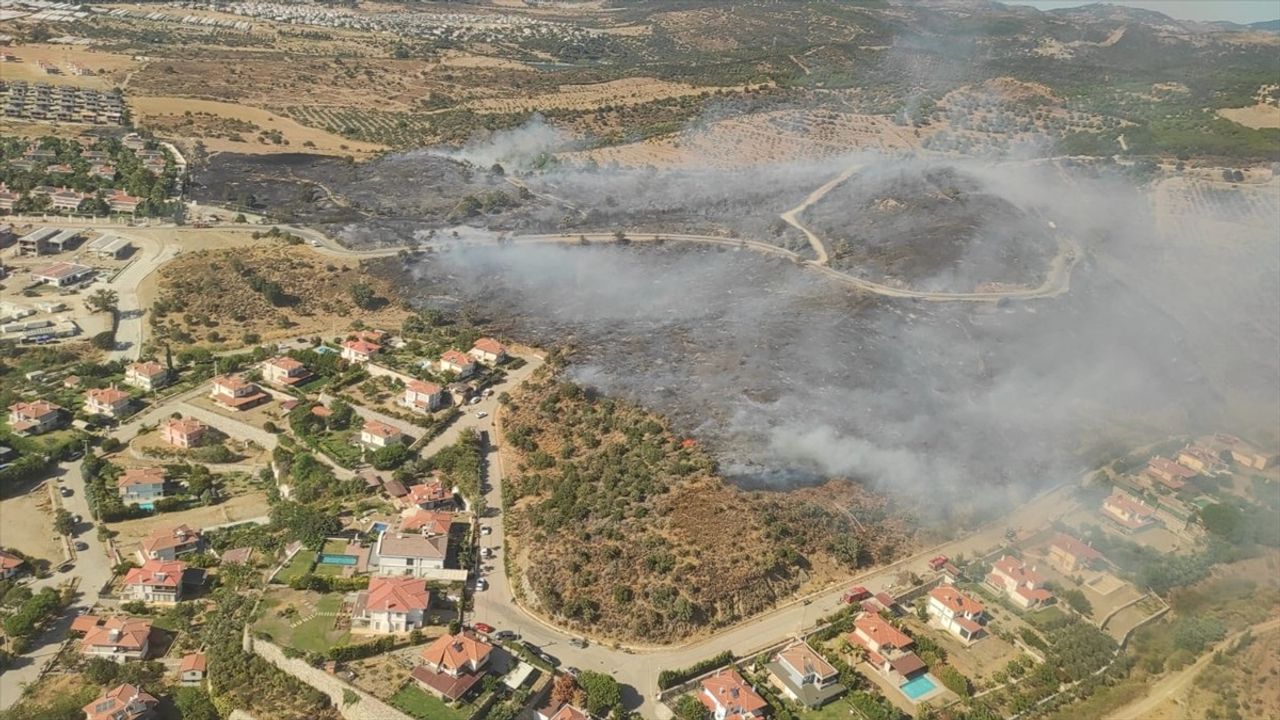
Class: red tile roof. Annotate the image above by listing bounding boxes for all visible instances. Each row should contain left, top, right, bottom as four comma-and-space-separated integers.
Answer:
929, 585, 984, 616
83, 684, 158, 720
700, 669, 767, 719
118, 467, 166, 488
852, 614, 913, 651
1049, 533, 1103, 563
140, 525, 201, 555
0, 550, 22, 572
472, 338, 506, 355
363, 419, 401, 439
421, 632, 492, 674
365, 577, 430, 613
81, 616, 152, 652
441, 350, 473, 367
179, 651, 207, 673
343, 339, 381, 355
124, 559, 186, 589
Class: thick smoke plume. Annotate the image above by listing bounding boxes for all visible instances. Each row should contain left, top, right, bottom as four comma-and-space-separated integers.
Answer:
399, 152, 1278, 516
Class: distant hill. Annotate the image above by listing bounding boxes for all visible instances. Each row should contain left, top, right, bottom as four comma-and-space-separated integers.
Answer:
1249, 19, 1280, 32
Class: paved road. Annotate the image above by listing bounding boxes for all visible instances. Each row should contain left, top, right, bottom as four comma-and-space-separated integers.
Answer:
0, 457, 113, 709
1104, 617, 1280, 720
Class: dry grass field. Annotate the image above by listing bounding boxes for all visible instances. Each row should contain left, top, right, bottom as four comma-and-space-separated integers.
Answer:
130, 96, 386, 156
0, 482, 64, 564
1218, 103, 1280, 129
0, 44, 139, 89
106, 490, 270, 550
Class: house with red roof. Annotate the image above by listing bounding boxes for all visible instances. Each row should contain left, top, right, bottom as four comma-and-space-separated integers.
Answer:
137, 525, 202, 563
0, 550, 26, 579
122, 559, 189, 604
208, 374, 268, 411
124, 361, 170, 392
106, 190, 142, 214
1175, 445, 1226, 475
118, 467, 166, 505
400, 509, 453, 536
341, 339, 381, 364
262, 356, 312, 387
1144, 457, 1196, 491
987, 555, 1054, 610
161, 417, 208, 449
438, 350, 476, 378
1101, 494, 1157, 532
7, 399, 64, 435
766, 640, 845, 708
402, 379, 444, 413
926, 586, 986, 643
400, 478, 451, 510
360, 419, 404, 449
468, 338, 508, 365
351, 577, 431, 634
847, 614, 927, 685
74, 615, 153, 662
1046, 533, 1104, 574
82, 683, 158, 720
178, 651, 206, 686
85, 386, 132, 418
699, 668, 767, 720
411, 632, 493, 700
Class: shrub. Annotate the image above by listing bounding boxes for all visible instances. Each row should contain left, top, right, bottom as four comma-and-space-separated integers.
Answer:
657, 651, 734, 689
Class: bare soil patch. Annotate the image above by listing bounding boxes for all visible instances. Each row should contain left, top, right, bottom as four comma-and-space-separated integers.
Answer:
0, 44, 138, 89
105, 490, 269, 549
0, 482, 64, 564
1218, 103, 1280, 129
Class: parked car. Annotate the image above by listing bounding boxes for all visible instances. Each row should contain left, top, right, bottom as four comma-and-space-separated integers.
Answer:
476, 579, 488, 591
59, 486, 72, 497
564, 667, 580, 678
494, 630, 519, 641
469, 396, 482, 405
74, 541, 88, 551
480, 526, 492, 535
539, 651, 561, 668
569, 637, 588, 649
475, 411, 488, 419
473, 622, 495, 634
72, 514, 82, 525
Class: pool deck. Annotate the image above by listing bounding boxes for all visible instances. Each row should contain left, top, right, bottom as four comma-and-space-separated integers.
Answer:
858, 663, 953, 715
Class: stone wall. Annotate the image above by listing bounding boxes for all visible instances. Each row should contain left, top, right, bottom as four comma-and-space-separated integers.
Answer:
246, 632, 415, 720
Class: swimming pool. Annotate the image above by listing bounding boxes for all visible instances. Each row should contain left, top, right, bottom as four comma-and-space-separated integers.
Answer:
370, 522, 388, 534
900, 674, 938, 701
318, 554, 358, 566
137, 502, 155, 511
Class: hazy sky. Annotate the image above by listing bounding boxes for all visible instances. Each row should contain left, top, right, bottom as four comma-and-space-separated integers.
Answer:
1008, 1, 1279, 24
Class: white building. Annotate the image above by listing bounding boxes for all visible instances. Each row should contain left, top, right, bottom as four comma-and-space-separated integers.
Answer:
351, 576, 430, 634
85, 386, 131, 418
402, 379, 444, 413
926, 585, 986, 643
124, 361, 169, 391
372, 531, 448, 578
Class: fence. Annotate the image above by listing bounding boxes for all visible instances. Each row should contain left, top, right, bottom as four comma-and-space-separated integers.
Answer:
244, 630, 416, 720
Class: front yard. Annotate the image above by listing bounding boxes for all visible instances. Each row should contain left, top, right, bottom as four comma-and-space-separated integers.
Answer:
274, 547, 317, 584
254, 588, 352, 654
390, 684, 471, 720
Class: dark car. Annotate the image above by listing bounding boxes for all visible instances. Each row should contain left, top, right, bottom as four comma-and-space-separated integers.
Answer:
74, 541, 89, 551
569, 637, 588, 649
539, 652, 561, 668
493, 630, 519, 641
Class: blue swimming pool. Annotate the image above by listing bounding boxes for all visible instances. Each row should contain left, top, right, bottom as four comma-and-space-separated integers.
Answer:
318, 554, 358, 565
900, 674, 938, 701
137, 502, 155, 511
370, 522, 388, 534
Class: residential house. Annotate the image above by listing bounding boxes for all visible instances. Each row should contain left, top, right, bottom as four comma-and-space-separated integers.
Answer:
7, 400, 64, 435
122, 559, 188, 604
372, 530, 448, 578
73, 615, 152, 663
538, 705, 591, 720
124, 362, 169, 391
360, 419, 404, 449
411, 632, 493, 701
85, 386, 131, 418
49, 187, 85, 210
262, 356, 311, 387
402, 379, 444, 413
178, 652, 206, 686
118, 467, 166, 505
699, 668, 768, 720
340, 339, 381, 364
208, 374, 268, 411
107, 190, 142, 214
468, 338, 507, 365
1176, 445, 1226, 475
1046, 533, 1104, 575
401, 509, 453, 536
438, 350, 476, 378
1101, 494, 1157, 532
82, 683, 158, 720
137, 525, 202, 563
161, 417, 208, 449
400, 478, 451, 509
351, 576, 431, 634
1144, 457, 1196, 491
986, 556, 1054, 609
0, 183, 20, 211
848, 614, 927, 685
0, 550, 24, 579
1219, 436, 1280, 470
926, 586, 986, 643
766, 641, 845, 708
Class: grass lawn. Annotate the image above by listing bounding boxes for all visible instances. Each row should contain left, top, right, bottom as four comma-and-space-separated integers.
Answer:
390, 684, 468, 720
318, 432, 362, 466
322, 539, 348, 554
314, 562, 346, 577
255, 592, 352, 654
1026, 605, 1068, 629
797, 698, 863, 720
275, 549, 317, 584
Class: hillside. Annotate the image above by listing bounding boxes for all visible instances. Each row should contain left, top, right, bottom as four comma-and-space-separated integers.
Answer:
498, 363, 912, 643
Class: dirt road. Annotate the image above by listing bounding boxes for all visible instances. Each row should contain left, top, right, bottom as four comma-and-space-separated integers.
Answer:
778, 163, 861, 264
1104, 617, 1280, 720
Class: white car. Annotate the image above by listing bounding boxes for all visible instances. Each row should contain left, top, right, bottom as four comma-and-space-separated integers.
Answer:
480, 526, 492, 535
476, 411, 488, 419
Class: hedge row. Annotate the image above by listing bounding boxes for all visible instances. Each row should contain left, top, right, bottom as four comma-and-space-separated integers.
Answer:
657, 650, 734, 690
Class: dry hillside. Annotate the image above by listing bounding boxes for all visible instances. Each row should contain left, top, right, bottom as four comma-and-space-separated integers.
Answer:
498, 364, 912, 643
151, 243, 407, 346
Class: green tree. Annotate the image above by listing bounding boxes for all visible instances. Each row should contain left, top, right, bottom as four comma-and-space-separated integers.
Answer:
53, 509, 75, 536
85, 288, 119, 314
674, 694, 709, 720
173, 686, 218, 720
577, 670, 622, 716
